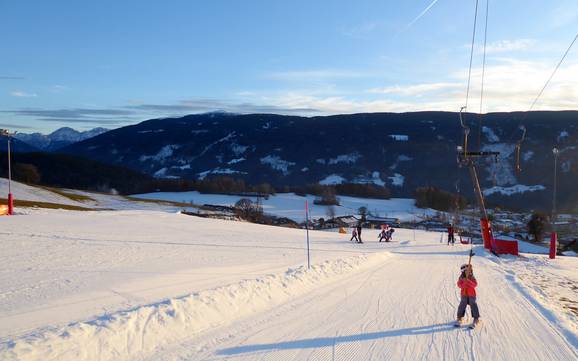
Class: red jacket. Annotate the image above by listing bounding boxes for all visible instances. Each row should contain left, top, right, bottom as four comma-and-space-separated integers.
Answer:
457, 276, 477, 297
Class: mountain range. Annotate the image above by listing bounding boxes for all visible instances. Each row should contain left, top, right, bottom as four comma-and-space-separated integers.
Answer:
14, 127, 108, 151
57, 111, 578, 211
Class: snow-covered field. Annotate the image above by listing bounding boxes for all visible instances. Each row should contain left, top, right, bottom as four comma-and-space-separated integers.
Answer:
133, 191, 434, 222
0, 204, 576, 360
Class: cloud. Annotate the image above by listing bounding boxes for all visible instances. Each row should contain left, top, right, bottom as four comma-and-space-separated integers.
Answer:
0, 76, 25, 80
6, 108, 134, 119
33, 118, 133, 125
367, 82, 460, 96
250, 58, 578, 114
127, 98, 319, 115
1, 108, 138, 126
10, 90, 37, 97
481, 39, 535, 53
0, 123, 33, 129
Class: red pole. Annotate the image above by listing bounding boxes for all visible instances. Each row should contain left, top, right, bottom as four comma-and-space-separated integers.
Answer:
480, 218, 492, 250
549, 232, 557, 259
6, 133, 13, 215
8, 193, 13, 215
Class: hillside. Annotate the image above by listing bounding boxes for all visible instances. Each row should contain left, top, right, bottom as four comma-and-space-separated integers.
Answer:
61, 111, 578, 211
0, 152, 155, 195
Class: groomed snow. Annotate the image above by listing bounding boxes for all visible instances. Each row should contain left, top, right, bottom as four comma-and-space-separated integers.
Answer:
0, 209, 576, 361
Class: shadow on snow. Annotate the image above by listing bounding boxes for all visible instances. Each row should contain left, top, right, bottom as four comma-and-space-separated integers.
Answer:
216, 322, 456, 356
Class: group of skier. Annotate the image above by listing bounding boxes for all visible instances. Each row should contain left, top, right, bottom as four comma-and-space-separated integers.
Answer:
349, 224, 395, 243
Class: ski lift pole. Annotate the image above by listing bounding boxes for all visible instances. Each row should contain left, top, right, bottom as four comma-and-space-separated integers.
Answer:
550, 147, 559, 259
1, 129, 14, 215
305, 200, 311, 269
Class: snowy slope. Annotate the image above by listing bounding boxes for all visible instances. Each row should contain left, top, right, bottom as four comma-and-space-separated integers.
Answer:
0, 178, 193, 212
0, 178, 83, 207
0, 209, 576, 361
134, 191, 434, 222
0, 210, 379, 339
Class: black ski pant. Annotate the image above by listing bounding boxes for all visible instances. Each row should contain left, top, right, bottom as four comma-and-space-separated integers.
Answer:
350, 235, 358, 242
457, 296, 480, 319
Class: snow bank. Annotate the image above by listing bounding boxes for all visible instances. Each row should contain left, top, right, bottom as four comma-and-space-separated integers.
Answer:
0, 253, 389, 361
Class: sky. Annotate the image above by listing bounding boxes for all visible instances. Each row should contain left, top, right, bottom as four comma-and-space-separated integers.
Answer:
1, 0, 578, 134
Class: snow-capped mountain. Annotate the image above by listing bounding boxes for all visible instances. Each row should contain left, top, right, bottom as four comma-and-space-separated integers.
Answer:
15, 127, 109, 151
60, 111, 578, 210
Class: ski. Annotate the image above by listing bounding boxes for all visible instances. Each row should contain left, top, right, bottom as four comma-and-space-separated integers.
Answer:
469, 320, 481, 329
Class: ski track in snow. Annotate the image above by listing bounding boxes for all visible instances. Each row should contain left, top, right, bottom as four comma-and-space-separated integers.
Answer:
0, 202, 576, 360
151, 241, 576, 361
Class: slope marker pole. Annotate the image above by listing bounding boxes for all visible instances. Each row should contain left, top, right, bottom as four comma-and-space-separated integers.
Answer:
305, 200, 311, 270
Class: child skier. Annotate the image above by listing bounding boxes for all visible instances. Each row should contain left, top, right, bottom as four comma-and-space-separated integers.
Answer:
447, 224, 455, 245
386, 227, 395, 241
350, 228, 359, 242
378, 227, 387, 242
378, 225, 395, 242
356, 223, 363, 243
455, 264, 481, 328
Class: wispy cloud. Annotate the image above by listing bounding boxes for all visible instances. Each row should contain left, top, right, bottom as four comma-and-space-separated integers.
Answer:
250, 58, 578, 114
473, 39, 535, 54
0, 123, 33, 129
398, 0, 440, 35
1, 108, 137, 125
127, 98, 319, 115
0, 76, 25, 80
368, 82, 460, 96
10, 90, 37, 97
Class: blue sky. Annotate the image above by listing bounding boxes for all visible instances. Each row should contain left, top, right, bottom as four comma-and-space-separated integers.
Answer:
1, 0, 578, 133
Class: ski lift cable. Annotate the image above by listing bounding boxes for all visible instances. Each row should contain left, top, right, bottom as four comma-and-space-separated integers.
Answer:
529, 31, 578, 111
477, 0, 489, 151
459, 0, 480, 163
464, 0, 480, 111
508, 30, 578, 172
